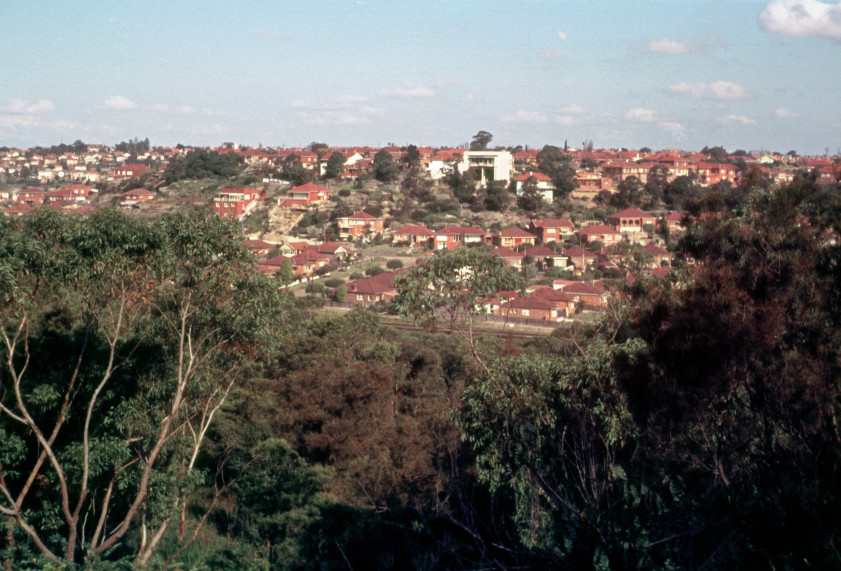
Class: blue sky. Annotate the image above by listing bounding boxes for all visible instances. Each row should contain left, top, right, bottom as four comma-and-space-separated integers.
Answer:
1, 0, 839, 154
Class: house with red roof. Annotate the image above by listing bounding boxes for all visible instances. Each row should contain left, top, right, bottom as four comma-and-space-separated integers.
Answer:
121, 188, 156, 204
281, 183, 332, 207
495, 227, 537, 249
3, 204, 32, 217
490, 246, 522, 268
213, 187, 266, 218
243, 239, 276, 258
572, 171, 613, 199
113, 163, 150, 179
336, 211, 384, 239
524, 245, 569, 269
552, 280, 609, 308
526, 218, 574, 243
345, 271, 399, 305
602, 161, 650, 183
392, 224, 434, 248
561, 246, 598, 270
16, 188, 46, 206
433, 226, 490, 250
513, 171, 555, 202
493, 288, 575, 322
576, 224, 621, 244
606, 208, 657, 233
289, 250, 331, 276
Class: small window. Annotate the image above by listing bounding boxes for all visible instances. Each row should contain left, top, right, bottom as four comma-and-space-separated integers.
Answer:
521, 309, 530, 316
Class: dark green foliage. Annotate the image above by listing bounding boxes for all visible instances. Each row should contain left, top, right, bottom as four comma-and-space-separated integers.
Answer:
372, 150, 400, 182
537, 145, 577, 198
322, 152, 346, 180
386, 259, 403, 270
164, 149, 244, 183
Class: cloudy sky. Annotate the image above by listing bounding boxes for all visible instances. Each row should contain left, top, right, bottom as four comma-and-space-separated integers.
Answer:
1, 0, 839, 154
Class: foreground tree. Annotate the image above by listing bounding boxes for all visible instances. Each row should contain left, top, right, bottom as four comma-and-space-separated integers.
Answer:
0, 208, 285, 566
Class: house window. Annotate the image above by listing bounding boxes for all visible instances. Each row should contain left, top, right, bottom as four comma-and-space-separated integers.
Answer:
521, 309, 530, 316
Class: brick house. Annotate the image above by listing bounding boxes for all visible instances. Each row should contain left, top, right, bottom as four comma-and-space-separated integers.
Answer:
392, 224, 435, 248
494, 228, 537, 249
346, 271, 398, 305
490, 246, 522, 268
527, 218, 575, 243
113, 163, 150, 179
336, 211, 385, 239
121, 188, 156, 204
213, 187, 266, 218
433, 226, 490, 250
281, 183, 332, 207
576, 224, 621, 244
606, 208, 657, 233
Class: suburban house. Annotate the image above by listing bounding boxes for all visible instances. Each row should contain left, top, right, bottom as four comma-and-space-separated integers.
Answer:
433, 226, 490, 250
602, 161, 651, 183
345, 271, 399, 305
336, 211, 385, 239
17, 189, 46, 206
524, 245, 569, 269
426, 149, 463, 179
494, 228, 537, 249
256, 255, 287, 276
660, 212, 689, 233
213, 187, 266, 218
459, 150, 513, 184
552, 280, 609, 308
606, 208, 657, 233
562, 246, 598, 269
490, 246, 522, 268
3, 204, 33, 217
639, 243, 671, 267
281, 183, 332, 207
576, 224, 621, 244
289, 250, 331, 276
572, 172, 613, 199
121, 188, 156, 204
513, 171, 555, 202
243, 239, 276, 258
113, 163, 150, 179
494, 288, 574, 322
46, 186, 91, 203
308, 241, 352, 261
392, 224, 435, 248
527, 218, 575, 243
529, 286, 577, 316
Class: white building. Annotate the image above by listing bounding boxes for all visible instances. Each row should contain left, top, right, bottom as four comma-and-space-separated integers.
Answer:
458, 150, 513, 184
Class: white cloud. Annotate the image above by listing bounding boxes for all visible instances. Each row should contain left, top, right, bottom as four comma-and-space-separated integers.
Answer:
775, 106, 800, 117
292, 95, 369, 110
560, 103, 585, 114
104, 95, 137, 110
179, 105, 195, 114
720, 114, 758, 125
667, 80, 747, 99
555, 115, 579, 126
645, 36, 725, 54
647, 38, 689, 54
626, 107, 656, 121
659, 122, 686, 140
502, 110, 548, 124
151, 103, 170, 112
293, 94, 384, 125
759, 0, 841, 41
379, 82, 435, 99
3, 98, 55, 114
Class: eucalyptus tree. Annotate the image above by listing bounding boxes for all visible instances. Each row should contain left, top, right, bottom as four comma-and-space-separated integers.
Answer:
0, 208, 285, 566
